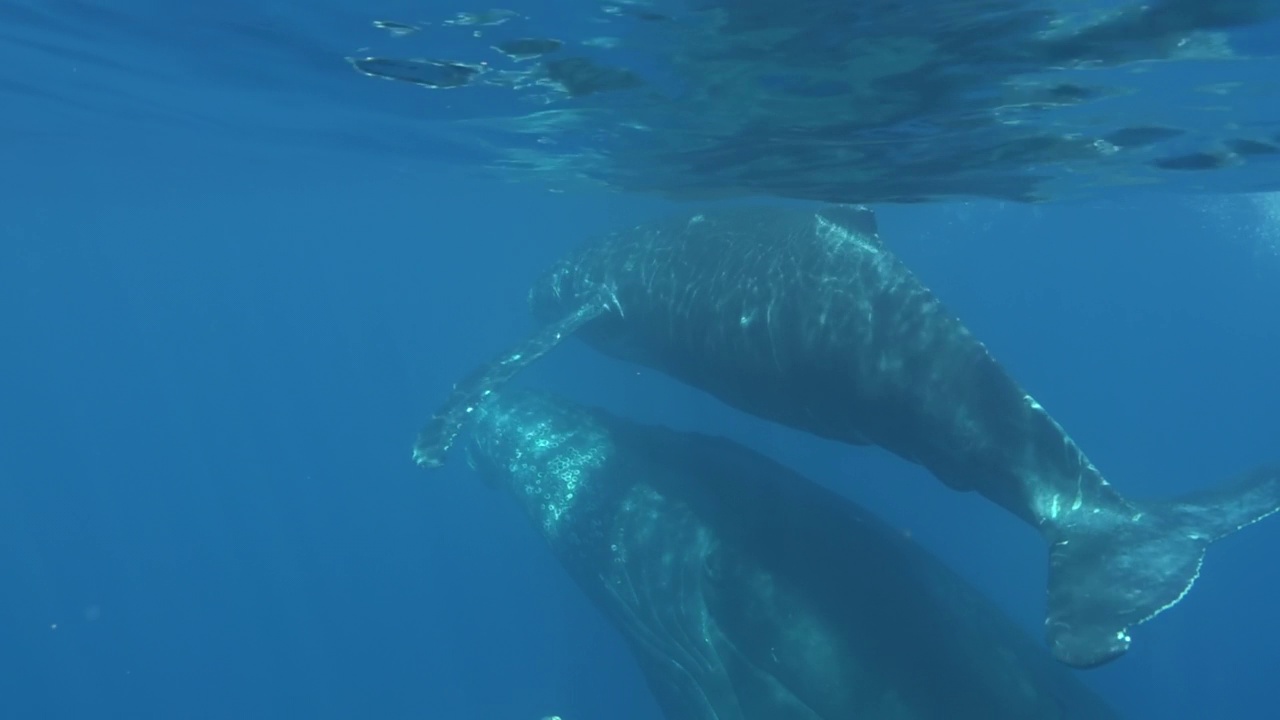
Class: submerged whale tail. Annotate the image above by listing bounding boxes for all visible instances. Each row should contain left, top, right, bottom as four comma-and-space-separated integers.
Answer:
1046, 463, 1280, 668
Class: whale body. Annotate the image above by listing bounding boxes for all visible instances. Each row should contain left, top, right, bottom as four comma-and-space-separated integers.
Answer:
460, 391, 1124, 719
416, 204, 1280, 668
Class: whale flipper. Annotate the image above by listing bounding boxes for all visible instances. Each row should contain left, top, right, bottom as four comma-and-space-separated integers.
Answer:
1048, 463, 1280, 668
413, 298, 611, 468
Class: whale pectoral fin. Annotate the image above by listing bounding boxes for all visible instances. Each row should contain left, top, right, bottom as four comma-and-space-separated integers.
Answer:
1045, 463, 1280, 669
412, 300, 609, 469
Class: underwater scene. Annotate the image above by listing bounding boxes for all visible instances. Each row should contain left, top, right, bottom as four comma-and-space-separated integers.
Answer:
1, 1, 1278, 718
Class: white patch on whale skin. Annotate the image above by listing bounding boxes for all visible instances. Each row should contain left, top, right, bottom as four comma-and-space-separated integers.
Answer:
482, 407, 612, 539
522, 430, 608, 537
1022, 392, 1101, 522
1134, 555, 1205, 627
813, 215, 879, 254
602, 283, 625, 318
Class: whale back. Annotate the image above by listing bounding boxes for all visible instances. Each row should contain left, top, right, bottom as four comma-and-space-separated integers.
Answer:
527, 205, 899, 433
631, 422, 1121, 720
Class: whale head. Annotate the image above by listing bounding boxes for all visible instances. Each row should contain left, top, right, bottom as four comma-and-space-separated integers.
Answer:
466, 392, 616, 541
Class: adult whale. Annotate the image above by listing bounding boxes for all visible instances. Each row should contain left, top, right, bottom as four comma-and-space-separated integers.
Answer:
449, 390, 1123, 719
415, 204, 1280, 668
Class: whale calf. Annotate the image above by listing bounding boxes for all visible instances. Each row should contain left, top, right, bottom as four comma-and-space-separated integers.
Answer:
453, 390, 1123, 719
416, 204, 1280, 668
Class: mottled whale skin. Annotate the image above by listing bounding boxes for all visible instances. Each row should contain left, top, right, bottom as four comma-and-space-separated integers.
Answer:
417, 205, 1280, 668
461, 391, 1123, 720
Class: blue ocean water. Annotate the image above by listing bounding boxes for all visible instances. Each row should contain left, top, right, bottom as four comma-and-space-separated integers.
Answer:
2, 2, 1278, 719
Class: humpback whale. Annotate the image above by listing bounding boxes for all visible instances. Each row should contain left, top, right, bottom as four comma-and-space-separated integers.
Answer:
416, 204, 1280, 668
453, 390, 1123, 719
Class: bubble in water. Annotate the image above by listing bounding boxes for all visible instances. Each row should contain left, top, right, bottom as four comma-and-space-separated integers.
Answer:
1194, 192, 1280, 262
1249, 192, 1280, 259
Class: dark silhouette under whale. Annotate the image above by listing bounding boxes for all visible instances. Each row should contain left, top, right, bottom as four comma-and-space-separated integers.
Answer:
416, 204, 1280, 668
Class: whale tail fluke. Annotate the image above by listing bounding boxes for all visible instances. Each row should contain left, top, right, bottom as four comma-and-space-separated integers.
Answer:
1045, 463, 1280, 669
